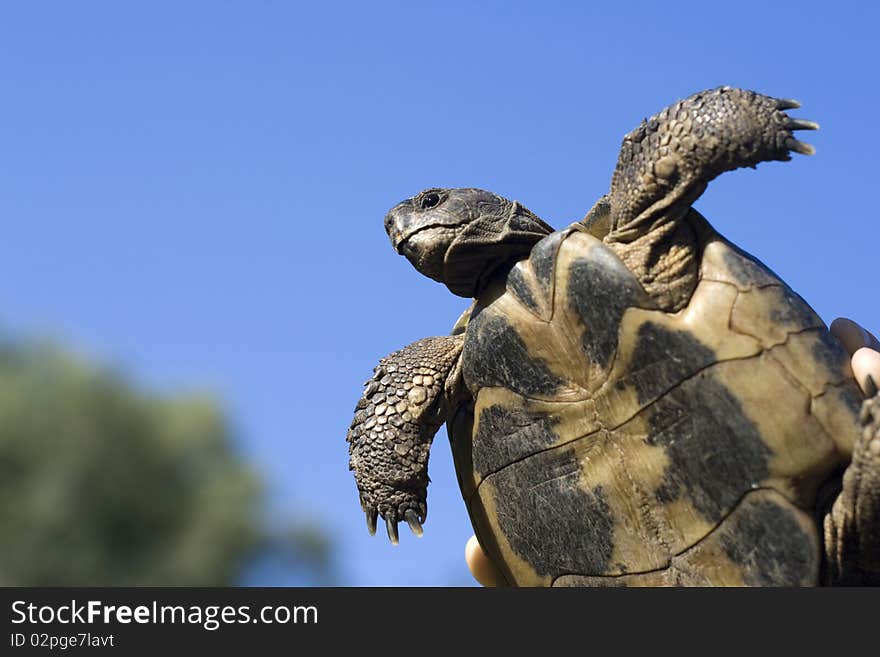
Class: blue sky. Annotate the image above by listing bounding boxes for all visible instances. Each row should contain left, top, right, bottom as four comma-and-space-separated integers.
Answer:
0, 2, 877, 585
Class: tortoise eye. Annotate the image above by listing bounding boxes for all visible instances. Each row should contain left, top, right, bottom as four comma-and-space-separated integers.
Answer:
419, 192, 442, 210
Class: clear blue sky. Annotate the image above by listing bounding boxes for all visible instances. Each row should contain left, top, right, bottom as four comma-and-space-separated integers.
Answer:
0, 2, 876, 586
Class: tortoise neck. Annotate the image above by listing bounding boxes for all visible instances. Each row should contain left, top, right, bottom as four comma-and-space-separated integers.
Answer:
470, 261, 515, 309
604, 211, 699, 313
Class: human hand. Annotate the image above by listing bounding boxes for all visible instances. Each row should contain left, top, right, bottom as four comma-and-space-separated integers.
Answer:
465, 535, 504, 587
830, 318, 880, 394
465, 317, 880, 586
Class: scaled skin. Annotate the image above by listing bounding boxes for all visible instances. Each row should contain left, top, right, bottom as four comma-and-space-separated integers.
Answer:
349, 87, 877, 584
465, 318, 880, 586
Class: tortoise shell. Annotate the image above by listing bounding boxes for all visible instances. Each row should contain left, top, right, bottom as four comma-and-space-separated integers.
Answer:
450, 208, 861, 586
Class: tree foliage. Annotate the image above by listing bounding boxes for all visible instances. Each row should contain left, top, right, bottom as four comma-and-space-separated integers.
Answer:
0, 339, 318, 585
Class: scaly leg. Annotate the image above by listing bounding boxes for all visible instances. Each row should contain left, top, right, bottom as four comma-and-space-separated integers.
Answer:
347, 335, 464, 544
824, 378, 880, 585
609, 86, 818, 238
605, 87, 819, 311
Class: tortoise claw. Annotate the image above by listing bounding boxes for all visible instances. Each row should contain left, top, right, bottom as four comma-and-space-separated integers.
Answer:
784, 136, 815, 156
786, 118, 819, 131
404, 509, 424, 538
386, 516, 400, 545
776, 98, 802, 110
865, 375, 878, 401
366, 508, 378, 536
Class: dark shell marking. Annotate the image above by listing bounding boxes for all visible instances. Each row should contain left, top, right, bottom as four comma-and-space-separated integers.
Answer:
473, 404, 560, 479
626, 321, 718, 405
458, 215, 858, 585
462, 313, 563, 397
505, 266, 540, 314
531, 229, 567, 295
567, 247, 650, 369
503, 229, 570, 322
489, 447, 615, 578
549, 488, 819, 586
719, 494, 819, 586
646, 370, 772, 521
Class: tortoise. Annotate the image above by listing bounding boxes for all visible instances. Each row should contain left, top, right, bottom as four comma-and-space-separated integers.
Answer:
346, 86, 880, 586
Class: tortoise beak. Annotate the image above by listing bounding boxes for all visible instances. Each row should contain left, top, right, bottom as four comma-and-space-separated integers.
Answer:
384, 206, 409, 253
387, 227, 406, 254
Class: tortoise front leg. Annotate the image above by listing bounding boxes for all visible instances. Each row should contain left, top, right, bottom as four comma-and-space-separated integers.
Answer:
608, 86, 818, 239
823, 377, 880, 585
347, 335, 464, 544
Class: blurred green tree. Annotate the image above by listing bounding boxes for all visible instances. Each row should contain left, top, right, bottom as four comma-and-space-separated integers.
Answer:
0, 338, 331, 585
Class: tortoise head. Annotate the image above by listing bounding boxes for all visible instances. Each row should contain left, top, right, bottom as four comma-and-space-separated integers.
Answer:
385, 187, 553, 298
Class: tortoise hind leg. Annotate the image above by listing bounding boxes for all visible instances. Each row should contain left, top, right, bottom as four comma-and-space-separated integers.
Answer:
823, 378, 880, 584
608, 86, 819, 239
606, 87, 819, 311
347, 335, 464, 543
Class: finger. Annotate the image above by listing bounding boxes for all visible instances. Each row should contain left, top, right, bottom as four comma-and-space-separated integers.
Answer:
831, 318, 875, 356
867, 328, 880, 352
852, 347, 880, 396
465, 535, 504, 587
